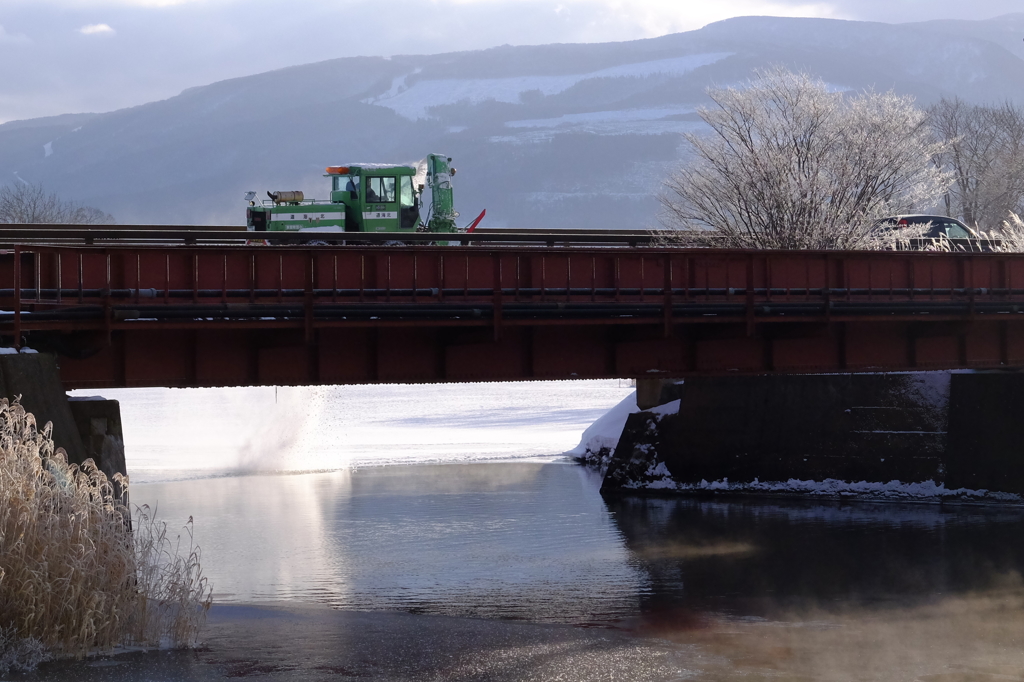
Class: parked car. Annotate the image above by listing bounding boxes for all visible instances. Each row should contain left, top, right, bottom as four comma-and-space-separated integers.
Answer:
874, 214, 998, 251
878, 214, 977, 238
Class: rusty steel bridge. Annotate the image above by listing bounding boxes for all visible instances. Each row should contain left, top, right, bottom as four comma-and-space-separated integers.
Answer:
2, 226, 1024, 389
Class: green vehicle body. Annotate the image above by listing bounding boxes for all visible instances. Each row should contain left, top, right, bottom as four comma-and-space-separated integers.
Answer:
245, 154, 459, 236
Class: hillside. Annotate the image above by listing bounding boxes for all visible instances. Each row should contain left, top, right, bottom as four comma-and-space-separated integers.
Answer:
2, 14, 1023, 228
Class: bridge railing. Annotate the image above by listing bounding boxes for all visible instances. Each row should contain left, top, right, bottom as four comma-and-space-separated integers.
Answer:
0, 242, 1019, 317
0, 244, 1022, 300
0, 244, 1023, 336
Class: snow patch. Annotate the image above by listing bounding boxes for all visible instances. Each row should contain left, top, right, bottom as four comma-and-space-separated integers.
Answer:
490, 119, 705, 143
568, 390, 639, 465
506, 106, 694, 129
367, 53, 731, 120
641, 461, 674, 487
43, 142, 52, 157
625, 476, 1024, 503
648, 399, 680, 417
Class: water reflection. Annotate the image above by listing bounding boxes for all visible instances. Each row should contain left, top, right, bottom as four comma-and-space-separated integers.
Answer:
131, 461, 648, 625
607, 497, 1024, 618
121, 464, 1024, 680
607, 496, 1024, 679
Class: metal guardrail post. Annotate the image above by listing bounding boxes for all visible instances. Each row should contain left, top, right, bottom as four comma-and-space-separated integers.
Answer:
746, 254, 755, 336
663, 254, 673, 338
13, 245, 21, 349
493, 253, 503, 342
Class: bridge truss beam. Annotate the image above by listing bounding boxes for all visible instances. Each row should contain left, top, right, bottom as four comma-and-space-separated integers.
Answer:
1, 244, 1023, 388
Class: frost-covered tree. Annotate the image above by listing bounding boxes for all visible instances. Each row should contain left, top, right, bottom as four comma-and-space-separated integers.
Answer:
0, 183, 113, 224
659, 67, 950, 249
929, 98, 1024, 231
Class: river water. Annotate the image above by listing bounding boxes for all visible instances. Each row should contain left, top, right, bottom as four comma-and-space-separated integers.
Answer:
19, 381, 1024, 680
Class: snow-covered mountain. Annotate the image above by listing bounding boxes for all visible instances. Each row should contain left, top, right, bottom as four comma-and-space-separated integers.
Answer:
2, 14, 1023, 228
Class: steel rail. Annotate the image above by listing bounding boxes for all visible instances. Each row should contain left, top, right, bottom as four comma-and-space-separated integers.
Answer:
0, 226, 663, 246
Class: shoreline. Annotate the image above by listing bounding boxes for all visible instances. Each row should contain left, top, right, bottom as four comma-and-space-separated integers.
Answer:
14, 602, 690, 681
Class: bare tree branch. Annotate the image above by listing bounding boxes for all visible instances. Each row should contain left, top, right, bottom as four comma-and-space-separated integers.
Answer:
0, 183, 114, 225
929, 98, 1024, 231
659, 67, 950, 250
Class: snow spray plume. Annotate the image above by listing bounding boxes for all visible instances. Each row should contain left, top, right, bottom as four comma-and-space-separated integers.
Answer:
234, 386, 326, 473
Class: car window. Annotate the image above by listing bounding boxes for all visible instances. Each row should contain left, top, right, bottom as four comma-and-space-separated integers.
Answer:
895, 218, 971, 239
895, 219, 938, 237
943, 222, 970, 239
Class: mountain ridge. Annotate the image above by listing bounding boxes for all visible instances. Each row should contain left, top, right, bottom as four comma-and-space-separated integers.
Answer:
2, 14, 1022, 228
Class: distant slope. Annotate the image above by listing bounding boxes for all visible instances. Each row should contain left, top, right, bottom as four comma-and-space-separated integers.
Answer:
2, 14, 1022, 227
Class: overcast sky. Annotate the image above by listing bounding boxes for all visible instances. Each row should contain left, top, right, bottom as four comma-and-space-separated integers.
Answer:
2, 0, 1022, 124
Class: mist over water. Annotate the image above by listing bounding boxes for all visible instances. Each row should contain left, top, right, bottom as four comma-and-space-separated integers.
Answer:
56, 380, 1024, 680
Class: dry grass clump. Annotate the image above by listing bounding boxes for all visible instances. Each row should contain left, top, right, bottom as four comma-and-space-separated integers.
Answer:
0, 398, 211, 671
130, 506, 211, 649
989, 211, 1024, 252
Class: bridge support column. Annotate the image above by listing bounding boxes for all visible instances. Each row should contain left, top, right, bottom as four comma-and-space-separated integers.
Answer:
0, 351, 87, 464
0, 352, 126, 483
635, 378, 684, 410
602, 371, 1024, 500
67, 397, 127, 485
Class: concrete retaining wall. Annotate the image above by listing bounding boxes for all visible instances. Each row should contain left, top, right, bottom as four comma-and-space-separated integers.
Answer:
602, 372, 1024, 499
66, 397, 127, 484
0, 352, 87, 464
0, 352, 126, 481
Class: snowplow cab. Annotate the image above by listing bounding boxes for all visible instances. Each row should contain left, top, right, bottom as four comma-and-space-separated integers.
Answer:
326, 164, 420, 233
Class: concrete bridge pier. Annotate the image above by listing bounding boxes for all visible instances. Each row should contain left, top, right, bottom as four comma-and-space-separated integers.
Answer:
636, 378, 684, 410
0, 351, 126, 484
606, 371, 1024, 500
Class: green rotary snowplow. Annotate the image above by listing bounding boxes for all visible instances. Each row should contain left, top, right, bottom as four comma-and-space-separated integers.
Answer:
245, 153, 483, 239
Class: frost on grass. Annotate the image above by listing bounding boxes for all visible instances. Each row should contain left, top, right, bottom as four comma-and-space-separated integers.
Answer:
0, 625, 48, 676
0, 398, 211, 670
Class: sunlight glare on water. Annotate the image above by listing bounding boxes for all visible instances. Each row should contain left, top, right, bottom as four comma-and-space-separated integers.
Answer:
131, 462, 650, 624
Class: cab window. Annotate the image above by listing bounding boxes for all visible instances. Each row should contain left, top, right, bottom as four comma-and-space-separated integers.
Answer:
400, 177, 414, 207
399, 176, 419, 229
366, 176, 396, 203
332, 175, 359, 196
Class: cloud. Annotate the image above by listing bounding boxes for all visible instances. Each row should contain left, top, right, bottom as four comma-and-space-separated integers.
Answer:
55, 0, 197, 5
78, 23, 115, 35
1, 0, 1022, 124
0, 24, 32, 45
564, 0, 842, 37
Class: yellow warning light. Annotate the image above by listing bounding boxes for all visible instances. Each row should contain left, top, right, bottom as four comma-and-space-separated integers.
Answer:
325, 166, 350, 175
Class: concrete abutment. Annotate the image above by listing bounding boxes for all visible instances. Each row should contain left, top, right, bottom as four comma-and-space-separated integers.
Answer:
604, 371, 1024, 500
0, 352, 126, 481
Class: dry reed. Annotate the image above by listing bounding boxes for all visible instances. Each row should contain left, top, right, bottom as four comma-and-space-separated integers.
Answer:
990, 211, 1024, 252
0, 398, 211, 672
